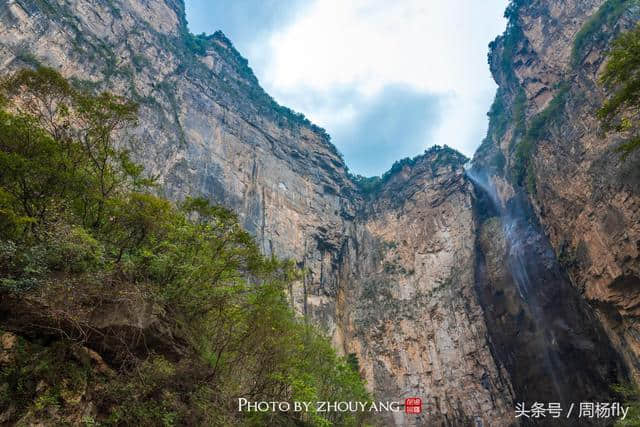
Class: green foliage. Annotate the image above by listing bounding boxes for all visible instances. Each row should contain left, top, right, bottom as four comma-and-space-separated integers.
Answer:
487, 91, 510, 143
527, 84, 570, 142
598, 24, 640, 160
350, 174, 382, 194
612, 383, 640, 426
102, 356, 181, 426
0, 68, 371, 426
0, 240, 48, 291
347, 353, 361, 373
381, 156, 417, 180
480, 0, 529, 174
45, 225, 105, 273
614, 135, 640, 159
490, 151, 506, 174
0, 67, 146, 237
15, 50, 42, 68
0, 337, 94, 420
477, 87, 525, 174
183, 32, 210, 56
512, 83, 570, 190
511, 88, 527, 139
572, 0, 639, 67
498, 25, 524, 85
489, 0, 526, 86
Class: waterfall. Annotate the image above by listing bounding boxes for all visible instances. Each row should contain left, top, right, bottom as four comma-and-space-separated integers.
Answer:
465, 164, 624, 415
466, 166, 567, 402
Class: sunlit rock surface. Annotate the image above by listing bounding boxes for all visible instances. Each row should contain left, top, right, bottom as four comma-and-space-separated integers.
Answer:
473, 0, 640, 388
0, 0, 637, 425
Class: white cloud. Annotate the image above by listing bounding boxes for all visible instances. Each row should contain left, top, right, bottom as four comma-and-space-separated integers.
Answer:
252, 0, 508, 171
265, 0, 481, 94
186, 0, 509, 175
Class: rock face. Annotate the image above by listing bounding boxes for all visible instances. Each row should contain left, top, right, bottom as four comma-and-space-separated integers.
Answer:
473, 0, 640, 389
0, 1, 517, 424
0, 0, 637, 425
337, 152, 515, 426
470, 169, 624, 419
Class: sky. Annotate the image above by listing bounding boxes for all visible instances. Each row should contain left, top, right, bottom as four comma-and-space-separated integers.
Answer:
185, 0, 509, 176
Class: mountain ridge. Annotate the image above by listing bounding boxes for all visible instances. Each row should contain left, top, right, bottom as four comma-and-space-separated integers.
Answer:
0, 0, 638, 425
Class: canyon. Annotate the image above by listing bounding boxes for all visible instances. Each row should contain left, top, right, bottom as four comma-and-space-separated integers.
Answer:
0, 0, 639, 425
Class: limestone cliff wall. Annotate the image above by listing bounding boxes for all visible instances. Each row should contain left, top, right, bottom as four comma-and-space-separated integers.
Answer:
0, 1, 519, 424
1, 0, 637, 425
337, 151, 515, 426
0, 0, 357, 338
473, 0, 640, 390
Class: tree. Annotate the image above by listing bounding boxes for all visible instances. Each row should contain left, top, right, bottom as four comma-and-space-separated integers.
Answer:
598, 24, 640, 160
0, 68, 372, 426
0, 67, 150, 232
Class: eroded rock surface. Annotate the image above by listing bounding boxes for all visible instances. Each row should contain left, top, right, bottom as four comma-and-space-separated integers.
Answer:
0, 0, 637, 425
338, 152, 515, 426
473, 0, 640, 387
0, 1, 517, 424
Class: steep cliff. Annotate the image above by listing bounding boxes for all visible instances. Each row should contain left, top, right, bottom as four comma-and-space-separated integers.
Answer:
0, 0, 637, 425
0, 1, 518, 424
470, 167, 624, 420
473, 0, 640, 389
1, 0, 357, 341
337, 149, 516, 426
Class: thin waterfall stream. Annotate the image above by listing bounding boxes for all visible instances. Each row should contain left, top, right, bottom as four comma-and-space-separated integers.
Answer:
466, 166, 566, 402
465, 165, 625, 424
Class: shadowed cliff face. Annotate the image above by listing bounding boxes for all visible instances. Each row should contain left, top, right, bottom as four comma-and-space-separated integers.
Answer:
0, 1, 517, 424
473, 0, 640, 391
0, 0, 637, 425
469, 167, 624, 425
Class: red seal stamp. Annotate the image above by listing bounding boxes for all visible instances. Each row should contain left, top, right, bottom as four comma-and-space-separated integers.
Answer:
405, 398, 422, 414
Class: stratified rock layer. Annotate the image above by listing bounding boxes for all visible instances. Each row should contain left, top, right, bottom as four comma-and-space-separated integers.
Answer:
473, 0, 640, 388
339, 153, 515, 426
0, 0, 637, 425
0, 1, 518, 424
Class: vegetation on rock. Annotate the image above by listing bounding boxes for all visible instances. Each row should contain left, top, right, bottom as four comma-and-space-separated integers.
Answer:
571, 0, 639, 67
512, 82, 569, 193
598, 23, 640, 160
612, 383, 640, 426
350, 145, 467, 195
0, 68, 371, 426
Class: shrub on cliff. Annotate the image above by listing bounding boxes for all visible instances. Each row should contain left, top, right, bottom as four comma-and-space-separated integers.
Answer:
598, 23, 640, 160
0, 67, 371, 426
612, 383, 640, 426
571, 0, 637, 67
